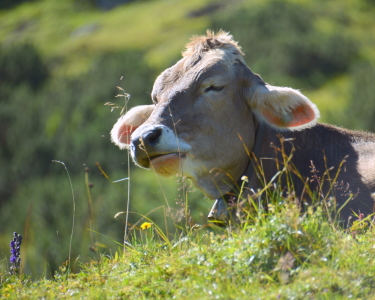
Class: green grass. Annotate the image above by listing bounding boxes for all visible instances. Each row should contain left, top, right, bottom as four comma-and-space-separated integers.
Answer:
2, 197, 375, 299
2, 155, 375, 299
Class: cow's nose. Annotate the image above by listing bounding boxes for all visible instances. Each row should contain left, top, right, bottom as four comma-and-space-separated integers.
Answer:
129, 124, 191, 169
142, 127, 162, 146
131, 126, 162, 150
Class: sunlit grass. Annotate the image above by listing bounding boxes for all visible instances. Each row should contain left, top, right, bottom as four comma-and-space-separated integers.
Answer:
2, 187, 375, 299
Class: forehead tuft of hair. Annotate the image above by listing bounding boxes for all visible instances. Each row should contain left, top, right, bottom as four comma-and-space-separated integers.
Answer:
182, 30, 244, 58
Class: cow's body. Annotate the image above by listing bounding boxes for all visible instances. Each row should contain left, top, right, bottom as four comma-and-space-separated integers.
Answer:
111, 31, 375, 223
248, 122, 375, 221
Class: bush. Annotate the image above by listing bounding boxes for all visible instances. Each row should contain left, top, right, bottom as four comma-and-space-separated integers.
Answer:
0, 0, 37, 10
0, 44, 49, 90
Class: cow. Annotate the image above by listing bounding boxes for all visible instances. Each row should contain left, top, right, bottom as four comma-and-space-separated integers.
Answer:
111, 30, 375, 226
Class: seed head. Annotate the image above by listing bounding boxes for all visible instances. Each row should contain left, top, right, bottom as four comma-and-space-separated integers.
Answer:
241, 175, 249, 183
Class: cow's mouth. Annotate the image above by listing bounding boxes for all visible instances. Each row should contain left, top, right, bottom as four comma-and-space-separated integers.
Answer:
147, 154, 169, 162
138, 152, 186, 164
144, 153, 186, 177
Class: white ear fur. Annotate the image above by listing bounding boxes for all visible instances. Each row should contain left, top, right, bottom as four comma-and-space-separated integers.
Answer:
111, 105, 154, 149
250, 84, 320, 130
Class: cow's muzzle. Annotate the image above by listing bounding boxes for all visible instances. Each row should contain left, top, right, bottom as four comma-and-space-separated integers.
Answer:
130, 124, 191, 169
130, 125, 163, 167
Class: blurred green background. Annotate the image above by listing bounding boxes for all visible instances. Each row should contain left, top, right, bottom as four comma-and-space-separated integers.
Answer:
0, 0, 374, 278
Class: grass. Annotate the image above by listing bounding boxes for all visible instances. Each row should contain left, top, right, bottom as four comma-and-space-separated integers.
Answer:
2, 153, 375, 299
2, 199, 375, 299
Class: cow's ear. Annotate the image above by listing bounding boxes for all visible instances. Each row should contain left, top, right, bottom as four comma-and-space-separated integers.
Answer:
111, 105, 154, 149
250, 84, 320, 130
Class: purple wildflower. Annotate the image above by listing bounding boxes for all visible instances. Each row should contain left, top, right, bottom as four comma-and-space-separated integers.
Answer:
10, 232, 22, 275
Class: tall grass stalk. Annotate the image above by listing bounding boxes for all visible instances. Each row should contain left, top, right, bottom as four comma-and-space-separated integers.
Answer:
168, 106, 189, 228
84, 168, 96, 249
231, 136, 357, 234
112, 84, 132, 248
125, 115, 131, 247
52, 160, 75, 272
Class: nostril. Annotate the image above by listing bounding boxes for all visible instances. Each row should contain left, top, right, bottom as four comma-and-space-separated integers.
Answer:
130, 137, 140, 150
142, 127, 162, 146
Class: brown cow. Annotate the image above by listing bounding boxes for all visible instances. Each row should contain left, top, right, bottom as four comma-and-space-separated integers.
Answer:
111, 30, 375, 225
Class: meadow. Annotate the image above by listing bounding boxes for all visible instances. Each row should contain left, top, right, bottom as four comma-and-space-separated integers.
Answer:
1, 0, 375, 297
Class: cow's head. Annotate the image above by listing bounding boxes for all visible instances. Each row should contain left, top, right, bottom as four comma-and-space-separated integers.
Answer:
111, 30, 319, 200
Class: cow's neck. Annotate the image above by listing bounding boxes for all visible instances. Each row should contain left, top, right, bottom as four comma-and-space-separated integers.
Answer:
207, 121, 267, 224
244, 120, 266, 183
226, 120, 266, 200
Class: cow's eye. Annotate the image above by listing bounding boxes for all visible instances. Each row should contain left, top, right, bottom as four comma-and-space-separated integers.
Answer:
204, 85, 225, 93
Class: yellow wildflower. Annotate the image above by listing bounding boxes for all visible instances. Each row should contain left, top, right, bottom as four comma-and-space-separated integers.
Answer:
140, 222, 152, 230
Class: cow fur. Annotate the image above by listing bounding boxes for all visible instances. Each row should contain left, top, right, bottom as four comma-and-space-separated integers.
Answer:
111, 30, 375, 222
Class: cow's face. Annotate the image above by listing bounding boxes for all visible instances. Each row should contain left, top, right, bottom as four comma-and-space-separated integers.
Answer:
111, 31, 320, 199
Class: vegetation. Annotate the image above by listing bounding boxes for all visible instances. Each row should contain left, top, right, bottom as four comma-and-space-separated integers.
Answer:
2, 173, 375, 299
0, 0, 375, 297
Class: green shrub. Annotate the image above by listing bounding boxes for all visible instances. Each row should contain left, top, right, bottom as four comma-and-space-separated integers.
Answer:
0, 44, 49, 90
0, 0, 37, 10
